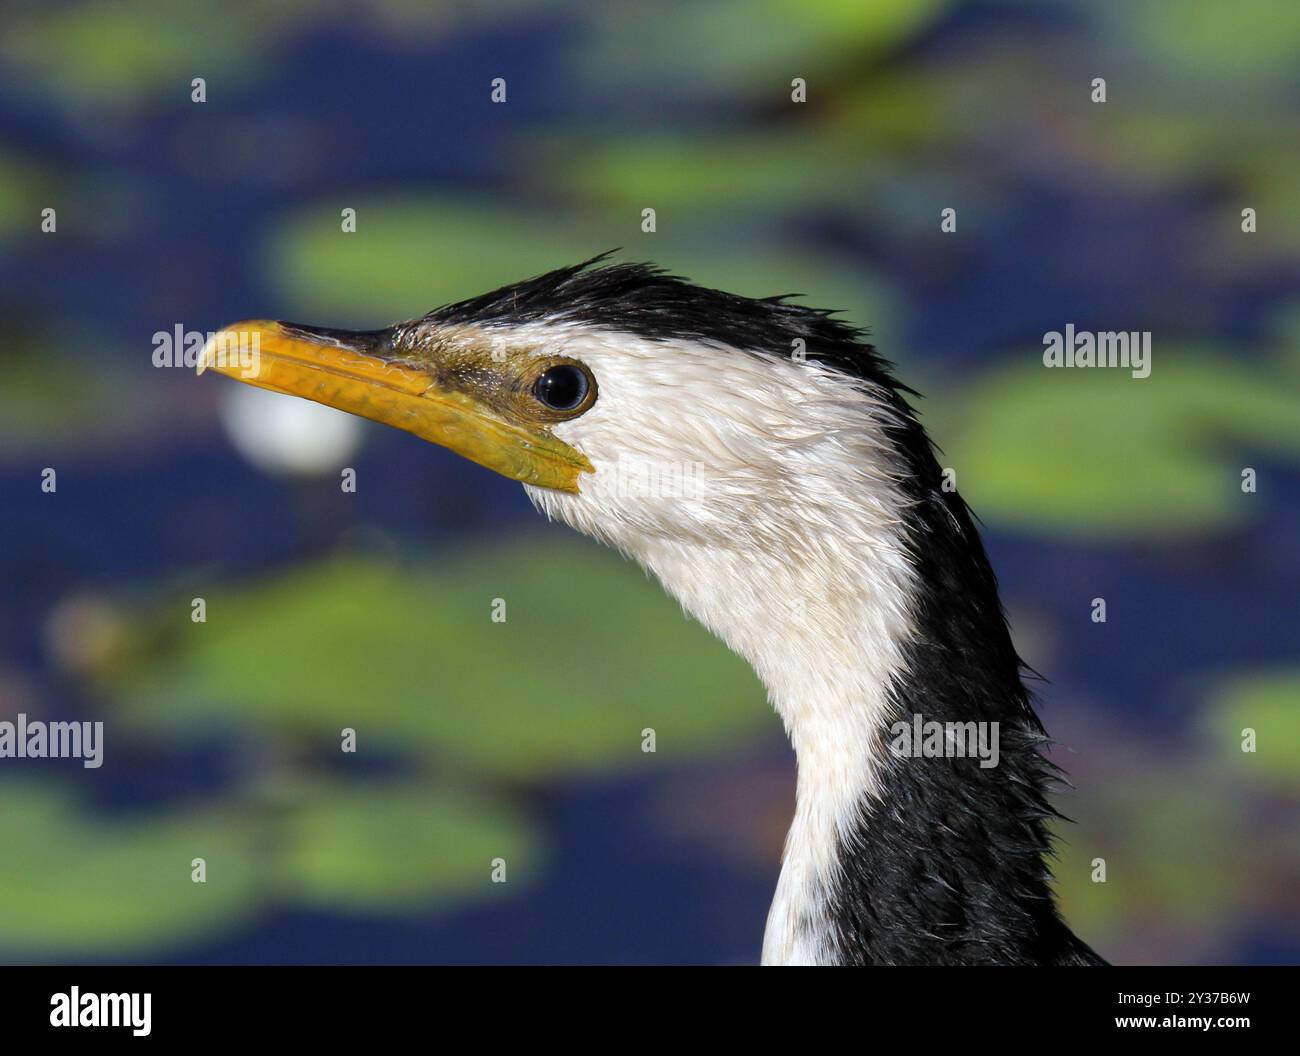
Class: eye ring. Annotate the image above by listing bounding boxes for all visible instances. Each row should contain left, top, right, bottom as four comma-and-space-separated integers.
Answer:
531, 361, 596, 417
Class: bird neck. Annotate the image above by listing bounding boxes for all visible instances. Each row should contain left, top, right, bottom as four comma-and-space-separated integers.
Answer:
790, 475, 1095, 966
634, 430, 1094, 965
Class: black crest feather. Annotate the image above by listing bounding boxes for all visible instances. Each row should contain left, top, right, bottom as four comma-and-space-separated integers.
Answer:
427, 254, 899, 385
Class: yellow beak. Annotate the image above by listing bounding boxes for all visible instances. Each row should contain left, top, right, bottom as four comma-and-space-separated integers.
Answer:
198, 320, 592, 492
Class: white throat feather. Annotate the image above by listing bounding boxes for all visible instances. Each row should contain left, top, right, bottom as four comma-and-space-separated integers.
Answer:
510, 323, 921, 965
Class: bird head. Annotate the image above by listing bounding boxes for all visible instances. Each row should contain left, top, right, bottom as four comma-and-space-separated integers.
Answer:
200, 258, 916, 587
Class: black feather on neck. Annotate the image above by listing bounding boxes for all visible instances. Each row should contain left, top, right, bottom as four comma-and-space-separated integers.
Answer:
826, 405, 1106, 964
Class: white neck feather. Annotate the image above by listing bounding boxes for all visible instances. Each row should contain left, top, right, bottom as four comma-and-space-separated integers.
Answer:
643, 536, 916, 963
515, 325, 922, 965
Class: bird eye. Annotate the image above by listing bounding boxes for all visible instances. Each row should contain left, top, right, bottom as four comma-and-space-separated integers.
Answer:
532, 363, 594, 414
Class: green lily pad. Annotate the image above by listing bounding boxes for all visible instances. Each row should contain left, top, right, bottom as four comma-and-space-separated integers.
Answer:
544, 134, 862, 214
0, 330, 152, 453
1113, 0, 1300, 81
264, 194, 896, 341
582, 0, 951, 96
1050, 777, 1243, 940
0, 776, 542, 956
113, 538, 771, 778
0, 781, 259, 954
931, 351, 1300, 540
0, 2, 262, 109
264, 198, 599, 323
0, 150, 49, 238
273, 780, 541, 911
1200, 670, 1300, 786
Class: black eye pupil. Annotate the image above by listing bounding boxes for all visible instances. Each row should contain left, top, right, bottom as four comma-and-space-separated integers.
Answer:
534, 365, 589, 411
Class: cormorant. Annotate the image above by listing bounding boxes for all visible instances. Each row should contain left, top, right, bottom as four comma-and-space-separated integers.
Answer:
200, 257, 1107, 966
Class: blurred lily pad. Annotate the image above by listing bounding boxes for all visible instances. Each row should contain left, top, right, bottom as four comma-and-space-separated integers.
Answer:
266, 195, 897, 349
583, 0, 951, 96
541, 134, 862, 213
0, 150, 50, 238
932, 351, 1300, 540
1200, 670, 1300, 786
0, 1, 262, 109
266, 198, 598, 322
1111, 0, 1300, 81
0, 331, 151, 454
274, 779, 541, 911
0, 781, 259, 954
0, 0, 572, 112
113, 539, 770, 779
0, 776, 540, 956
1051, 777, 1244, 943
